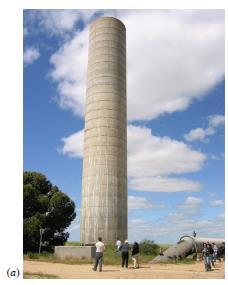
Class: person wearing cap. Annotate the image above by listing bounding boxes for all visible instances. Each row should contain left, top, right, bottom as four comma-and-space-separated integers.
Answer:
121, 240, 130, 268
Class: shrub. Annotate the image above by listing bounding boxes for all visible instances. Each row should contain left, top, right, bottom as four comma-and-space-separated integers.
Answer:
139, 239, 159, 255
27, 252, 39, 259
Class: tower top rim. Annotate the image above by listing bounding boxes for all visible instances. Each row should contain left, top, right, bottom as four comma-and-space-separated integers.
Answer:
90, 16, 126, 29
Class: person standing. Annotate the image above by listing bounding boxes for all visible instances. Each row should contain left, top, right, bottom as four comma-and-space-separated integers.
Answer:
159, 247, 164, 256
93, 237, 105, 272
207, 242, 215, 268
212, 243, 218, 263
202, 243, 211, 271
121, 240, 130, 268
132, 241, 140, 268
115, 237, 122, 254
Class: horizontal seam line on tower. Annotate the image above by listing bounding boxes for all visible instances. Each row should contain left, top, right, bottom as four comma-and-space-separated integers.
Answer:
85, 108, 126, 116
83, 145, 127, 150
89, 38, 126, 47
90, 25, 125, 33
85, 101, 126, 109
87, 60, 126, 70
87, 66, 126, 76
90, 26, 126, 34
86, 85, 126, 92
88, 53, 126, 61
88, 58, 126, 66
86, 91, 126, 99
87, 81, 126, 87
83, 165, 127, 169
83, 151, 126, 156
90, 31, 125, 36
87, 74, 126, 81
84, 125, 126, 132
85, 116, 126, 123
87, 71, 126, 78
88, 48, 126, 57
84, 134, 127, 141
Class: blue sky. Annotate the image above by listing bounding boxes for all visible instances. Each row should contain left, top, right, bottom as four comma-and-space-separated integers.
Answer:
23, 9, 224, 244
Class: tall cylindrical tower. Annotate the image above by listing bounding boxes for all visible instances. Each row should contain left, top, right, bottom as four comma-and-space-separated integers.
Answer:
80, 17, 127, 244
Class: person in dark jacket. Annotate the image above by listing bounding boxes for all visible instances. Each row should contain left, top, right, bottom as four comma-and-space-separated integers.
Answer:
202, 243, 211, 271
132, 241, 140, 268
207, 242, 215, 268
121, 240, 130, 268
217, 242, 225, 262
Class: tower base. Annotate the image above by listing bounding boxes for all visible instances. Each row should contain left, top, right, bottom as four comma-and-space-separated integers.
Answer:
54, 246, 96, 260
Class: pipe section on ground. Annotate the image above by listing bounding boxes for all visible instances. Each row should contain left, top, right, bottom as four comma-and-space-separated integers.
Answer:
151, 235, 224, 263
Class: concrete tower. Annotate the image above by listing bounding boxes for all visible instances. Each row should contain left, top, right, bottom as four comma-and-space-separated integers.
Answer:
80, 17, 127, 244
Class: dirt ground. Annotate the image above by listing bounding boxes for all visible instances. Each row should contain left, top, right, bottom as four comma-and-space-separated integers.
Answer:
24, 260, 225, 279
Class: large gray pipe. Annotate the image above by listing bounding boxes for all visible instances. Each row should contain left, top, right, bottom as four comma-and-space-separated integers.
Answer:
151, 235, 225, 263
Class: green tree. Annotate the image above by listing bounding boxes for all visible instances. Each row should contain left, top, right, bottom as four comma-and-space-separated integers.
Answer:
139, 239, 159, 255
23, 171, 76, 253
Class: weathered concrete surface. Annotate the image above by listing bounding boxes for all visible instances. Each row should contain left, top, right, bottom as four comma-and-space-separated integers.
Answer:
80, 17, 127, 244
54, 246, 96, 259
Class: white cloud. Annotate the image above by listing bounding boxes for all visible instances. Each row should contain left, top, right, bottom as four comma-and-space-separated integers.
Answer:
128, 213, 224, 243
49, 27, 89, 116
59, 129, 84, 158
23, 46, 40, 65
25, 10, 95, 38
128, 195, 164, 210
210, 199, 224, 207
175, 196, 203, 215
129, 176, 201, 193
176, 196, 203, 207
128, 125, 206, 178
60, 125, 205, 192
122, 10, 224, 121
184, 127, 214, 142
184, 114, 224, 142
47, 10, 224, 121
208, 114, 225, 128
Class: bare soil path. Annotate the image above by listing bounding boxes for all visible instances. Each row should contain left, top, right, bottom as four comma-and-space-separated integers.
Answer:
24, 260, 225, 279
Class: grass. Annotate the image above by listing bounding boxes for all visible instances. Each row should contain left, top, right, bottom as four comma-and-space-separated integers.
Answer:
24, 244, 158, 265
24, 272, 58, 279
25, 243, 196, 266
65, 241, 81, 246
158, 244, 173, 250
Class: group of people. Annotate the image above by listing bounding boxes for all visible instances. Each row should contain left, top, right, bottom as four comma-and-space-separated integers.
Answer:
92, 236, 225, 273
92, 237, 140, 272
115, 237, 140, 269
202, 241, 219, 272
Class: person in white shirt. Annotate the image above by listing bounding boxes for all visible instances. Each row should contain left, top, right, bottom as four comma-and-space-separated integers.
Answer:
212, 243, 218, 262
93, 237, 105, 272
115, 237, 122, 253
